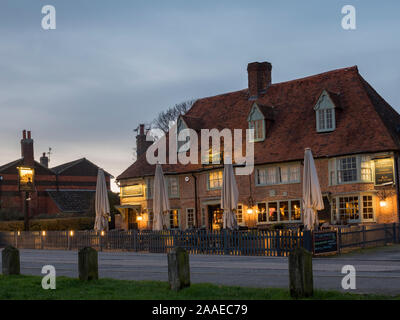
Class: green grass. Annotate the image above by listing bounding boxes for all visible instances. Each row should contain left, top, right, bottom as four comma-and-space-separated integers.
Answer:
0, 275, 399, 300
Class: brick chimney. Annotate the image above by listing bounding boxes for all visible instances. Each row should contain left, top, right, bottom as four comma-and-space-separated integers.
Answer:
40, 152, 49, 168
247, 61, 272, 100
21, 130, 34, 167
136, 124, 153, 159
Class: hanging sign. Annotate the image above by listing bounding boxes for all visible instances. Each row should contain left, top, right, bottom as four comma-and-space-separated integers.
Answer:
17, 167, 35, 192
374, 158, 394, 186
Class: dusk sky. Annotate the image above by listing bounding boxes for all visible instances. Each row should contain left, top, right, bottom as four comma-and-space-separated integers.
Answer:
0, 0, 399, 192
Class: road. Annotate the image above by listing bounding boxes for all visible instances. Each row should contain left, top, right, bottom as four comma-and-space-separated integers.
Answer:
1, 245, 400, 295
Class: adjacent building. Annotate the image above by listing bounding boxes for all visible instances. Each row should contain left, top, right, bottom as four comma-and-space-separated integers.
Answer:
0, 130, 112, 217
116, 61, 400, 230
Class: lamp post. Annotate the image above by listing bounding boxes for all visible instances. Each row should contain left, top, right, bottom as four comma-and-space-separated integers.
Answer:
17, 167, 35, 231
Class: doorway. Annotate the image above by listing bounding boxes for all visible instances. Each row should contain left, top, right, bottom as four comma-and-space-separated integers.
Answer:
207, 204, 223, 231
127, 208, 138, 230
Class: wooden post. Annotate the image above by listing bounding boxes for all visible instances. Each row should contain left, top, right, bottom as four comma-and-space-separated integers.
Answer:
78, 247, 98, 281
289, 247, 313, 298
168, 247, 190, 291
2, 246, 20, 275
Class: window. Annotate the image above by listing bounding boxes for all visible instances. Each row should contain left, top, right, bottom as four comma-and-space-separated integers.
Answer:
235, 204, 243, 225
332, 194, 375, 223
247, 103, 266, 142
314, 90, 336, 132
167, 177, 179, 198
362, 195, 374, 221
256, 164, 300, 186
208, 170, 223, 189
258, 200, 301, 223
147, 211, 154, 229
249, 119, 265, 141
330, 155, 375, 185
202, 148, 223, 164
146, 178, 153, 199
257, 203, 267, 222
186, 208, 195, 228
201, 208, 206, 227
337, 157, 357, 183
338, 196, 359, 222
169, 209, 180, 229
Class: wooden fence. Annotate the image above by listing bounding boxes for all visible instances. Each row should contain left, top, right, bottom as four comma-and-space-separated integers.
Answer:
0, 229, 304, 257
0, 224, 398, 256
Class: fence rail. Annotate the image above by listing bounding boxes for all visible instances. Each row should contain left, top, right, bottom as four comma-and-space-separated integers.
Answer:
0, 224, 398, 256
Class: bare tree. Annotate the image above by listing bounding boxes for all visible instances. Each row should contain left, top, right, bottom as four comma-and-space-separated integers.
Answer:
152, 99, 196, 134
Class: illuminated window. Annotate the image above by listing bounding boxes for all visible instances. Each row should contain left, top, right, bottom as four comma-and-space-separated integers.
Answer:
235, 204, 243, 224
169, 209, 180, 229
208, 170, 223, 189
338, 196, 359, 222
257, 203, 267, 222
290, 200, 301, 221
279, 201, 289, 221
362, 195, 374, 221
361, 156, 372, 182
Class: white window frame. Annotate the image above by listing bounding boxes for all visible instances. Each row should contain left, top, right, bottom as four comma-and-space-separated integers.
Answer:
186, 208, 196, 229
247, 103, 266, 142
235, 204, 244, 226
331, 193, 376, 223
256, 163, 301, 186
314, 90, 336, 133
329, 155, 376, 186
207, 170, 223, 190
257, 199, 302, 224
167, 176, 180, 198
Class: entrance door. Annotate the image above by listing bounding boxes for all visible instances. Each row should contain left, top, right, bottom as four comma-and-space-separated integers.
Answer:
127, 208, 138, 230
207, 204, 223, 231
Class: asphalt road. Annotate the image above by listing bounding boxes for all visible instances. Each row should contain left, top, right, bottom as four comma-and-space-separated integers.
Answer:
1, 245, 400, 295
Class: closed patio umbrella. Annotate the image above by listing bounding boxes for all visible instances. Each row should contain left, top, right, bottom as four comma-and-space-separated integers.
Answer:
221, 160, 239, 230
153, 163, 170, 231
94, 168, 110, 231
302, 148, 324, 231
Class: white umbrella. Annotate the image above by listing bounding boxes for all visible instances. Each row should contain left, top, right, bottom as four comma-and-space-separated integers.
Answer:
153, 163, 170, 231
302, 148, 324, 231
221, 160, 239, 230
94, 168, 110, 231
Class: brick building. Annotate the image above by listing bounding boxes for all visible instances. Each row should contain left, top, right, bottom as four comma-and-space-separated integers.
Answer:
0, 130, 112, 217
116, 61, 400, 230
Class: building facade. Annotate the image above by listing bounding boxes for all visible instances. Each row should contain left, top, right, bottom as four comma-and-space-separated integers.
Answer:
0, 130, 112, 217
116, 62, 400, 231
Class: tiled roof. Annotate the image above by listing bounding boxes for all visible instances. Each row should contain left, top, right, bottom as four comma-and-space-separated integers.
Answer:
47, 190, 95, 213
51, 158, 113, 177
117, 66, 400, 180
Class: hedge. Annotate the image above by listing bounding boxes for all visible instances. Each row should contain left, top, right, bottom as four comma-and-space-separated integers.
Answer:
0, 217, 94, 231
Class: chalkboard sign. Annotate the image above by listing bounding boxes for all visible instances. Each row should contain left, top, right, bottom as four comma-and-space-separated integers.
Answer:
313, 231, 338, 255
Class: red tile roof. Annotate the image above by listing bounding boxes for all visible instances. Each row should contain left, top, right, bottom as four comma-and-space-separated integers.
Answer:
117, 66, 400, 180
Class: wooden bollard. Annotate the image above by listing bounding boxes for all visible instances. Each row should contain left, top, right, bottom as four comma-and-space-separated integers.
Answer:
78, 247, 98, 281
289, 247, 313, 298
168, 247, 190, 291
2, 246, 20, 275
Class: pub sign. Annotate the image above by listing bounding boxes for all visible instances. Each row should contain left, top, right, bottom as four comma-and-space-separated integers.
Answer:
374, 158, 394, 186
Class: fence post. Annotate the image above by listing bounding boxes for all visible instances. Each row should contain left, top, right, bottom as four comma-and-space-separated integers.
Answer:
303, 230, 313, 253
362, 226, 366, 249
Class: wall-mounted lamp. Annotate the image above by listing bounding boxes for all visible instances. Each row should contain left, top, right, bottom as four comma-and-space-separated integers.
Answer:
137, 215, 143, 221
380, 200, 387, 207
42, 231, 46, 236
101, 231, 105, 236
69, 230, 74, 237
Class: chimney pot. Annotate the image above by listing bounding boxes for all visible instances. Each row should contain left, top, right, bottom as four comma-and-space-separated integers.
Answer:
27, 131, 31, 139
21, 130, 34, 166
23, 130, 26, 139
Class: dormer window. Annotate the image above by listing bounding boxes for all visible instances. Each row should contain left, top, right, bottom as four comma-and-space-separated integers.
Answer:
314, 90, 337, 132
247, 103, 266, 142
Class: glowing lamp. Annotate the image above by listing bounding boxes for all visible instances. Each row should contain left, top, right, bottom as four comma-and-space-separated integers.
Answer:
246, 208, 254, 214
137, 215, 143, 221
42, 231, 46, 236
380, 200, 387, 207
69, 230, 74, 237
101, 231, 105, 236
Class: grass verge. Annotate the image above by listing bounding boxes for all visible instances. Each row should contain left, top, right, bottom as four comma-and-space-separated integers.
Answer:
0, 275, 399, 300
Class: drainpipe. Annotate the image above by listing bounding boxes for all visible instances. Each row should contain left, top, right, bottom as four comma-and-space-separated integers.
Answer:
394, 152, 400, 222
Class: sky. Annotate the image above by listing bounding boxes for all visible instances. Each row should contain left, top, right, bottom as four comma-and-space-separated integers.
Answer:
0, 0, 399, 192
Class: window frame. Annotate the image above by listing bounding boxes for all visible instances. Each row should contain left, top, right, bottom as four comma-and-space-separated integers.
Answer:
255, 163, 301, 186
186, 208, 196, 229
235, 204, 244, 226
257, 199, 302, 224
331, 193, 376, 223
207, 170, 223, 190
168, 209, 180, 229
314, 90, 336, 133
167, 176, 180, 199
